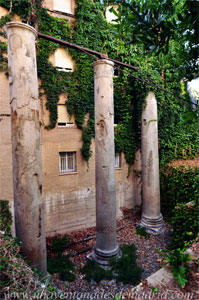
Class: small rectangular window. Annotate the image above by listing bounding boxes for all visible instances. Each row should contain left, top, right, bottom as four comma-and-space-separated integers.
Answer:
53, 0, 72, 14
57, 105, 75, 127
115, 152, 121, 168
59, 152, 76, 173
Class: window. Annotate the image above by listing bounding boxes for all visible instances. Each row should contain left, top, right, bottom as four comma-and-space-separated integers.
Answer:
49, 48, 74, 72
59, 152, 76, 173
115, 152, 121, 168
57, 104, 75, 127
55, 48, 74, 72
53, 0, 72, 14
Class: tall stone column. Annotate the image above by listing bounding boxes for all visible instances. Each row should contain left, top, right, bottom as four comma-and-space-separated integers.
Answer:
141, 91, 164, 233
91, 59, 120, 264
4, 22, 47, 276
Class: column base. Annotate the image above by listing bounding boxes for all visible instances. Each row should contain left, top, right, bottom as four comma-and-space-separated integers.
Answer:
87, 245, 121, 266
140, 214, 164, 234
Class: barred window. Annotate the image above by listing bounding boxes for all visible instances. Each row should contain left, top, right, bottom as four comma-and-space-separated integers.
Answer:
59, 152, 76, 173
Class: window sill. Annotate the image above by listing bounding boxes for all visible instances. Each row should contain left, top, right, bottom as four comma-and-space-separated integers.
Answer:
59, 172, 78, 176
57, 124, 76, 128
48, 9, 75, 18
115, 167, 122, 170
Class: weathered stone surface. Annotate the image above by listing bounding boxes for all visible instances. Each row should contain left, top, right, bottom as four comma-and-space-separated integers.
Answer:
141, 91, 164, 232
4, 22, 47, 275
91, 59, 120, 264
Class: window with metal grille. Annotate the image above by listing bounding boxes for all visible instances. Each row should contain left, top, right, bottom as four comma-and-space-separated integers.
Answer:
59, 152, 76, 173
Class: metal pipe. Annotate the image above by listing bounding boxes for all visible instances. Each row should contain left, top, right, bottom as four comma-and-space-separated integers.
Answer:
37, 32, 138, 71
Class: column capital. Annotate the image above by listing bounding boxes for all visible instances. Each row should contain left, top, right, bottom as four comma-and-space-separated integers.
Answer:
4, 22, 37, 39
93, 59, 114, 68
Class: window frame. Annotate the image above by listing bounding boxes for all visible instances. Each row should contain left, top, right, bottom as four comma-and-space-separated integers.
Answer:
57, 104, 75, 128
59, 151, 77, 174
53, 0, 73, 15
115, 152, 121, 169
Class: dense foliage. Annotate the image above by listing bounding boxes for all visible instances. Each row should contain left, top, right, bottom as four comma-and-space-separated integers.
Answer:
81, 244, 142, 284
0, 200, 12, 235
47, 234, 76, 281
0, 212, 60, 299
160, 166, 199, 249
163, 248, 192, 288
0, 0, 198, 165
103, 0, 199, 77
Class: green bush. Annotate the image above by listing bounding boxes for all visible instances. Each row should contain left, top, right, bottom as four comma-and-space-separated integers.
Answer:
164, 249, 192, 288
0, 200, 12, 235
160, 166, 199, 249
160, 166, 199, 218
51, 234, 71, 253
110, 244, 142, 284
81, 244, 142, 285
136, 225, 150, 238
47, 253, 76, 282
47, 234, 75, 281
80, 259, 112, 283
170, 202, 199, 249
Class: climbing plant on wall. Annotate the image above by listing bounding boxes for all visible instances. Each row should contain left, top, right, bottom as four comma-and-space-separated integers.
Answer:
0, 0, 198, 167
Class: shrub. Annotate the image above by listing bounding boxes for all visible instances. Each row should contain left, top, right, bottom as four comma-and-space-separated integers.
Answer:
0, 200, 12, 235
110, 244, 142, 284
51, 234, 70, 253
164, 249, 192, 288
81, 244, 142, 285
170, 202, 199, 249
80, 259, 112, 283
47, 253, 76, 282
160, 166, 199, 249
160, 166, 199, 219
47, 234, 75, 281
136, 225, 150, 238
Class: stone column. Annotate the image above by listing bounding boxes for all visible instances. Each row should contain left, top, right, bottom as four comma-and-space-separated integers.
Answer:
4, 22, 47, 276
91, 59, 120, 264
141, 91, 164, 233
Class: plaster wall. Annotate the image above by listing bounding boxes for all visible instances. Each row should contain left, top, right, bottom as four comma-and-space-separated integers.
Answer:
0, 72, 13, 202
0, 6, 8, 17
41, 116, 141, 236
0, 68, 141, 237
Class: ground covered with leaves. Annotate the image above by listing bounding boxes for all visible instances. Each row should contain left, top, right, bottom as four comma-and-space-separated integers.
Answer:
0, 208, 198, 300
46, 210, 172, 296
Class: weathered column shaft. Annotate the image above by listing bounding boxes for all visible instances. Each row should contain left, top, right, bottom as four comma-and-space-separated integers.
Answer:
5, 22, 47, 275
92, 59, 119, 264
141, 91, 164, 232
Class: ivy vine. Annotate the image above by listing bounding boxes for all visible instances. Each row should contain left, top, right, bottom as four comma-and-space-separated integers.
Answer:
0, 0, 198, 167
